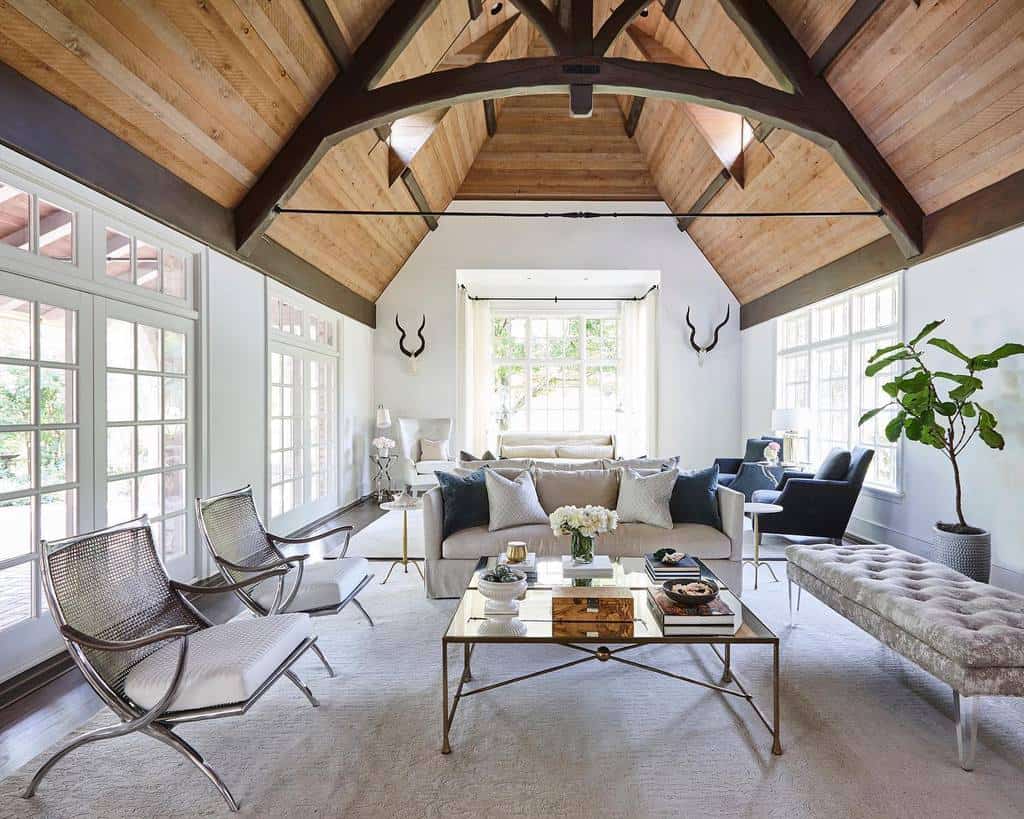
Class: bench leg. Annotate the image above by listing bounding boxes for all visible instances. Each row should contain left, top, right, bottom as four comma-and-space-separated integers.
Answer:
788, 578, 794, 624
953, 690, 978, 771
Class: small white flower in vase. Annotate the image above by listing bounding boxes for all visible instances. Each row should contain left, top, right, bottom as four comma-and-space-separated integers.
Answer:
372, 436, 396, 458
549, 505, 618, 564
764, 441, 781, 465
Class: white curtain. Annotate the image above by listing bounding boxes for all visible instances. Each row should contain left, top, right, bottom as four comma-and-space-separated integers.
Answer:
619, 292, 658, 457
460, 289, 492, 455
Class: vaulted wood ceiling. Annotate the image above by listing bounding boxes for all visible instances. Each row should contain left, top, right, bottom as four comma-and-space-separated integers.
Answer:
1, 0, 1022, 310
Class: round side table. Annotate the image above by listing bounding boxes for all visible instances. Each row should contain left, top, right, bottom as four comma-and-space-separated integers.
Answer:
744, 502, 783, 590
380, 499, 424, 585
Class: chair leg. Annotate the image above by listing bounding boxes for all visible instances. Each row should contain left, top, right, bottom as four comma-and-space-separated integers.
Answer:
145, 724, 240, 812
21, 720, 134, 799
352, 597, 374, 627
796, 585, 802, 612
311, 642, 336, 678
788, 579, 793, 625
284, 669, 320, 708
953, 690, 979, 771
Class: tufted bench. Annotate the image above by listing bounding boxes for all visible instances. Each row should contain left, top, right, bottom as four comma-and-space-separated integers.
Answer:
786, 542, 1024, 771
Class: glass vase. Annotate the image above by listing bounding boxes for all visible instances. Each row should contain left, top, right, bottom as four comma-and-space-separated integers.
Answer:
571, 531, 595, 564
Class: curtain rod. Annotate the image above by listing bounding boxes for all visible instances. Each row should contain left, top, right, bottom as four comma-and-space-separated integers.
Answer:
274, 206, 883, 220
459, 284, 658, 302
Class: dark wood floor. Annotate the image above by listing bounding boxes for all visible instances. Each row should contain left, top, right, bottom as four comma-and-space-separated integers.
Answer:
0, 498, 387, 781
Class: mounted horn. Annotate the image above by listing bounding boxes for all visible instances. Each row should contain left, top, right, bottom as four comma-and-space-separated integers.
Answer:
707, 305, 730, 353
395, 313, 426, 360
684, 305, 731, 366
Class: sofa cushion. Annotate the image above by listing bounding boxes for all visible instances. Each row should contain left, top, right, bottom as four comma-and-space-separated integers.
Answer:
442, 522, 730, 560
420, 438, 449, 461
615, 467, 678, 529
250, 558, 370, 612
459, 449, 495, 462
416, 459, 454, 475
751, 488, 781, 505
502, 444, 558, 459
556, 444, 614, 459
728, 463, 780, 501
604, 456, 680, 471
436, 468, 489, 538
534, 468, 619, 514
815, 448, 851, 481
786, 543, 1024, 669
531, 459, 607, 471
459, 457, 533, 471
124, 613, 312, 711
484, 469, 548, 531
669, 466, 721, 529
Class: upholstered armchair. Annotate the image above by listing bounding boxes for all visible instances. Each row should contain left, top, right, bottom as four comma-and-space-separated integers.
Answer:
714, 436, 785, 500
395, 417, 457, 491
751, 446, 875, 543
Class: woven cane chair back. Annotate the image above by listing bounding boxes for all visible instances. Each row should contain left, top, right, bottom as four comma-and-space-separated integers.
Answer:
42, 519, 203, 697
197, 486, 278, 584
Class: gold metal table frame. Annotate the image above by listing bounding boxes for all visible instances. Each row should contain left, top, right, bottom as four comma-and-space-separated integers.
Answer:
380, 500, 424, 585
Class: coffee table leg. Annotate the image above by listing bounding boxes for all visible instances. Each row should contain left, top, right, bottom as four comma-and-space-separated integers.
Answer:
772, 641, 783, 755
720, 643, 732, 684
462, 643, 473, 683
441, 640, 451, 754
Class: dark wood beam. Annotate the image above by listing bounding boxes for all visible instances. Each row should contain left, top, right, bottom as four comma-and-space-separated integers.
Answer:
299, 0, 353, 68
594, 0, 651, 57
0, 62, 374, 326
400, 167, 439, 230
569, 83, 594, 116
809, 0, 885, 76
740, 166, 1024, 328
624, 95, 646, 137
676, 169, 730, 231
483, 98, 498, 135
468, 0, 483, 19
661, 0, 682, 20
512, 0, 572, 55
235, 0, 441, 254
717, 0, 923, 258
570, 0, 594, 55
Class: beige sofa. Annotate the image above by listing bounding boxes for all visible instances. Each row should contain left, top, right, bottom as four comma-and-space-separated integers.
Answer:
495, 432, 617, 462
423, 466, 744, 599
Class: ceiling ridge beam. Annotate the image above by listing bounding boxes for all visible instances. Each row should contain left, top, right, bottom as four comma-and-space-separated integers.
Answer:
594, 0, 651, 57
299, 0, 353, 69
717, 0, 923, 257
809, 0, 886, 76
235, 0, 442, 254
512, 0, 571, 55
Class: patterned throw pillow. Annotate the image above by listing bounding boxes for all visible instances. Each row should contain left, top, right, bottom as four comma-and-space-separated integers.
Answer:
615, 467, 679, 529
420, 438, 449, 461
484, 469, 548, 532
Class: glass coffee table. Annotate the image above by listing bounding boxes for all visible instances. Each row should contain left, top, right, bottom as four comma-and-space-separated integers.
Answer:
441, 556, 781, 756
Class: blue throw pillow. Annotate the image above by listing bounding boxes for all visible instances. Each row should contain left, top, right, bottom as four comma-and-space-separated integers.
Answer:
669, 465, 721, 529
436, 469, 489, 539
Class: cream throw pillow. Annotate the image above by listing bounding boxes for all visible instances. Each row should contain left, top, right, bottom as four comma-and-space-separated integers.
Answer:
484, 469, 548, 531
420, 438, 449, 461
534, 468, 619, 514
615, 467, 678, 529
556, 444, 614, 459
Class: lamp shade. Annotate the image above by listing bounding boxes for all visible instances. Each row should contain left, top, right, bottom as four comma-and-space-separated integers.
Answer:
376, 405, 392, 428
772, 407, 811, 432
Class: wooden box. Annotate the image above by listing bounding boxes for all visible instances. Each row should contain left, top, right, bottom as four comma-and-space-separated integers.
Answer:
551, 586, 634, 623
552, 620, 635, 640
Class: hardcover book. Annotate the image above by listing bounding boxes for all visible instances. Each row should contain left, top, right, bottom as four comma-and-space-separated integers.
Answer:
647, 589, 734, 625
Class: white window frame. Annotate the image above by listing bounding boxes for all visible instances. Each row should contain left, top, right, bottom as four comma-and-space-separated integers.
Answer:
491, 306, 622, 436
774, 272, 905, 497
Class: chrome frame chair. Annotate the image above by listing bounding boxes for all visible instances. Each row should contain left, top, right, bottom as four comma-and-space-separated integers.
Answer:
23, 516, 320, 812
196, 485, 374, 678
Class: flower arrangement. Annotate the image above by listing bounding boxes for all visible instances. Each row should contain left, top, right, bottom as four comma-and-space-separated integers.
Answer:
372, 436, 395, 455
763, 440, 781, 464
549, 505, 618, 564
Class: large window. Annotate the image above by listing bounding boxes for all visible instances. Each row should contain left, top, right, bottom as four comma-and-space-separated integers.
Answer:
491, 312, 621, 435
267, 288, 338, 529
775, 273, 903, 491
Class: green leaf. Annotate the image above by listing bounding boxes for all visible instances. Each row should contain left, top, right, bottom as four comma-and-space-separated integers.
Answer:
921, 423, 947, 447
962, 403, 976, 418
865, 352, 912, 377
935, 401, 957, 417
977, 406, 996, 429
882, 381, 899, 397
905, 418, 923, 441
868, 342, 905, 363
970, 356, 999, 371
908, 319, 944, 347
903, 390, 931, 413
979, 426, 1005, 450
934, 372, 982, 388
928, 338, 970, 362
985, 342, 1024, 361
858, 406, 890, 426
896, 372, 930, 393
948, 383, 979, 402
884, 414, 905, 443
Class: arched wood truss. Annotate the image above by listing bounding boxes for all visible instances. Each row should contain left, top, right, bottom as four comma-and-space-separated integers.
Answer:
236, 0, 923, 261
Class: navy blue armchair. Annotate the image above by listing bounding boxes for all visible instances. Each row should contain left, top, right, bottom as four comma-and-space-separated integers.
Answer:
751, 446, 875, 543
714, 436, 785, 500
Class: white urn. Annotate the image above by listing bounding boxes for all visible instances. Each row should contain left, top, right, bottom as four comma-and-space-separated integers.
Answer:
478, 572, 528, 616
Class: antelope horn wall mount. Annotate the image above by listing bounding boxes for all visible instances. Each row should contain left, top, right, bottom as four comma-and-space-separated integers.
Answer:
396, 313, 426, 372
685, 306, 730, 366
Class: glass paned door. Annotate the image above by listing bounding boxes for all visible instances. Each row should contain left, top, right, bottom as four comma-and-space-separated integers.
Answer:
0, 272, 93, 682
96, 300, 194, 580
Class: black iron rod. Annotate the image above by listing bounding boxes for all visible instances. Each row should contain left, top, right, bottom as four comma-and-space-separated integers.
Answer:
459, 284, 658, 302
274, 206, 883, 219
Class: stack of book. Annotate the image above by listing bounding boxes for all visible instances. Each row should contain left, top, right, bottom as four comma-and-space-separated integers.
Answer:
646, 588, 739, 636
644, 552, 701, 584
497, 552, 537, 582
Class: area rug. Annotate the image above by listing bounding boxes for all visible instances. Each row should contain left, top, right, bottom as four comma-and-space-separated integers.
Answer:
3, 566, 1023, 817
345, 508, 425, 559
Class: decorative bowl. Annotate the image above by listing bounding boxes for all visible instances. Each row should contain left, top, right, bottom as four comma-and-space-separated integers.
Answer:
662, 577, 719, 608
478, 569, 528, 616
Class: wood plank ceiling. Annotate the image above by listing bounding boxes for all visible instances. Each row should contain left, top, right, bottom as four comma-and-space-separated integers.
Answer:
0, 1, 1022, 306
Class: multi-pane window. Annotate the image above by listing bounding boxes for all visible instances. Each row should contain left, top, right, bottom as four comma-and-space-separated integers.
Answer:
492, 313, 621, 435
269, 350, 302, 518
0, 182, 74, 264
103, 227, 188, 299
775, 273, 902, 491
0, 295, 78, 632
105, 317, 188, 560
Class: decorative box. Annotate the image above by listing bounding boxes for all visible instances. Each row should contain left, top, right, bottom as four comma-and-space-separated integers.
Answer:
552, 620, 635, 640
551, 586, 634, 623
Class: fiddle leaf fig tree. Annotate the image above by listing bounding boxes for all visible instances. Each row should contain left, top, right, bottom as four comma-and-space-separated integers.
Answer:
858, 320, 1024, 534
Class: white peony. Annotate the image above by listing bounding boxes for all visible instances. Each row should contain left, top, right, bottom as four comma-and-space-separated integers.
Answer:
549, 505, 618, 538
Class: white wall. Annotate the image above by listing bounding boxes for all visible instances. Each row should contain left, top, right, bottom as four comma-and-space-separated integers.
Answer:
740, 225, 1024, 590
374, 200, 741, 469
342, 317, 374, 504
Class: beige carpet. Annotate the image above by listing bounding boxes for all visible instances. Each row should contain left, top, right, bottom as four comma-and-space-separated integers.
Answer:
3, 565, 1024, 817
347, 509, 425, 560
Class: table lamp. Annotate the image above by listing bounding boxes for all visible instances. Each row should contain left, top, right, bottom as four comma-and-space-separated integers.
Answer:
376, 404, 391, 429
772, 407, 811, 463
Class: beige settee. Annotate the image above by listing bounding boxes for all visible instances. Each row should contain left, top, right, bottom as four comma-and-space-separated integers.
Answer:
495, 432, 617, 462
423, 465, 744, 599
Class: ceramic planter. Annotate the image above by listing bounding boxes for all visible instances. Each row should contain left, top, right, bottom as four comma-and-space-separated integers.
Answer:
478, 574, 528, 616
932, 525, 991, 583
